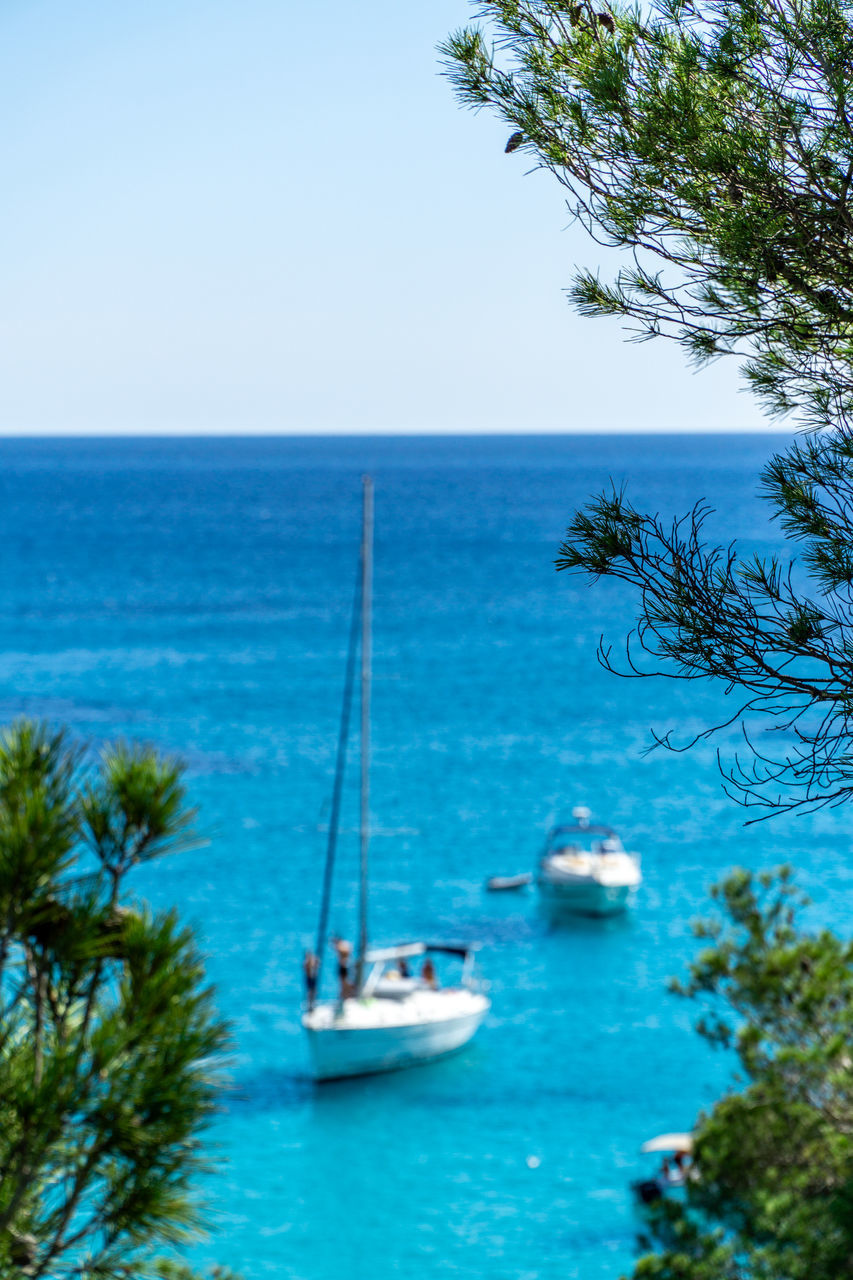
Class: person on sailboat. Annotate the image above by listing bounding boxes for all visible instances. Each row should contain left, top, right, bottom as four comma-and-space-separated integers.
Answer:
303, 950, 319, 1004
421, 957, 438, 990
332, 936, 354, 1000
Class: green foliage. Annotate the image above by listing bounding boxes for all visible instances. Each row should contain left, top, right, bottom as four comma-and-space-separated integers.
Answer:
550, 428, 853, 816
443, 8, 853, 1275
154, 1264, 241, 1280
443, 0, 853, 816
633, 868, 853, 1280
0, 721, 235, 1280
442, 0, 853, 432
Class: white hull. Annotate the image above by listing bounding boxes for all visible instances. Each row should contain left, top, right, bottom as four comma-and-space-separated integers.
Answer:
303, 989, 489, 1081
537, 852, 641, 916
537, 874, 637, 916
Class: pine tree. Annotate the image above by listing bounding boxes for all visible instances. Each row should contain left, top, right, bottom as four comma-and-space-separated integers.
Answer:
444, 8, 853, 1276
0, 720, 236, 1280
443, 0, 853, 817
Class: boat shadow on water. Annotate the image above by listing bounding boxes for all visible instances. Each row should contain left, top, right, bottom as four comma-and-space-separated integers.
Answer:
226, 1069, 316, 1115
302, 1036, 491, 1105
535, 901, 637, 936
223, 1042, 487, 1113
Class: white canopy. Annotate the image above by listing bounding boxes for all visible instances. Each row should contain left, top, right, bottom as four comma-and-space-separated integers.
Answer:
364, 941, 426, 964
640, 1132, 693, 1155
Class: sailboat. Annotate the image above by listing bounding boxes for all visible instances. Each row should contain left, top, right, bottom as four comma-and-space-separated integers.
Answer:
301, 477, 490, 1082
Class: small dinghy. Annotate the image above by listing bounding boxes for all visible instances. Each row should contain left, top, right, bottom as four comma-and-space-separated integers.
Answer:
485, 872, 532, 892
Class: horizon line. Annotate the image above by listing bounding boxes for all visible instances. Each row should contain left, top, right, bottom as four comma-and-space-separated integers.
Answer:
0, 426, 799, 440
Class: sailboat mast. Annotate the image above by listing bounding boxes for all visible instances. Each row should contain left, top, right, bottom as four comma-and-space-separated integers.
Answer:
355, 475, 373, 990
310, 559, 361, 1009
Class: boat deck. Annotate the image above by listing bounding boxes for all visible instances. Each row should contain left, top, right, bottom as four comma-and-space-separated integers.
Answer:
303, 987, 488, 1032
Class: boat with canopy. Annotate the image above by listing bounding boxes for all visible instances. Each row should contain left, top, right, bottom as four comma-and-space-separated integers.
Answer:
632, 1132, 694, 1203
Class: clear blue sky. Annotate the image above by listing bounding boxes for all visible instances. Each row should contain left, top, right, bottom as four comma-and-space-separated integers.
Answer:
0, 0, 771, 434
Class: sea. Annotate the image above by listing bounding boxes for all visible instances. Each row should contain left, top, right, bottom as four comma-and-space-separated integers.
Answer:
1, 432, 850, 1280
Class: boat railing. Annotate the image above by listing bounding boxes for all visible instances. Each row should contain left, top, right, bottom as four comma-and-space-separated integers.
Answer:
358, 940, 485, 998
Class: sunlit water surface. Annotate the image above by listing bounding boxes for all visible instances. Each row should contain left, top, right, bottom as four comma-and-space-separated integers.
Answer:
0, 433, 847, 1279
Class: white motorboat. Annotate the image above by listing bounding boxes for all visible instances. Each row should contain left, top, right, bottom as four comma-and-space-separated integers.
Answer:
301, 478, 489, 1082
536, 805, 641, 916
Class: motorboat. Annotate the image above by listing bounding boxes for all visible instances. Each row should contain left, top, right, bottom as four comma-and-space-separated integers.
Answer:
301, 477, 489, 1081
631, 1132, 694, 1203
536, 805, 641, 915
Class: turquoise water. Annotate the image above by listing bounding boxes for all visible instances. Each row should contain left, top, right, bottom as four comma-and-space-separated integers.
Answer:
1, 433, 850, 1279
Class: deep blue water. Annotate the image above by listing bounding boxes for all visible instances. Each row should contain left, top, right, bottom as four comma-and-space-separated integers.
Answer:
1, 433, 850, 1279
